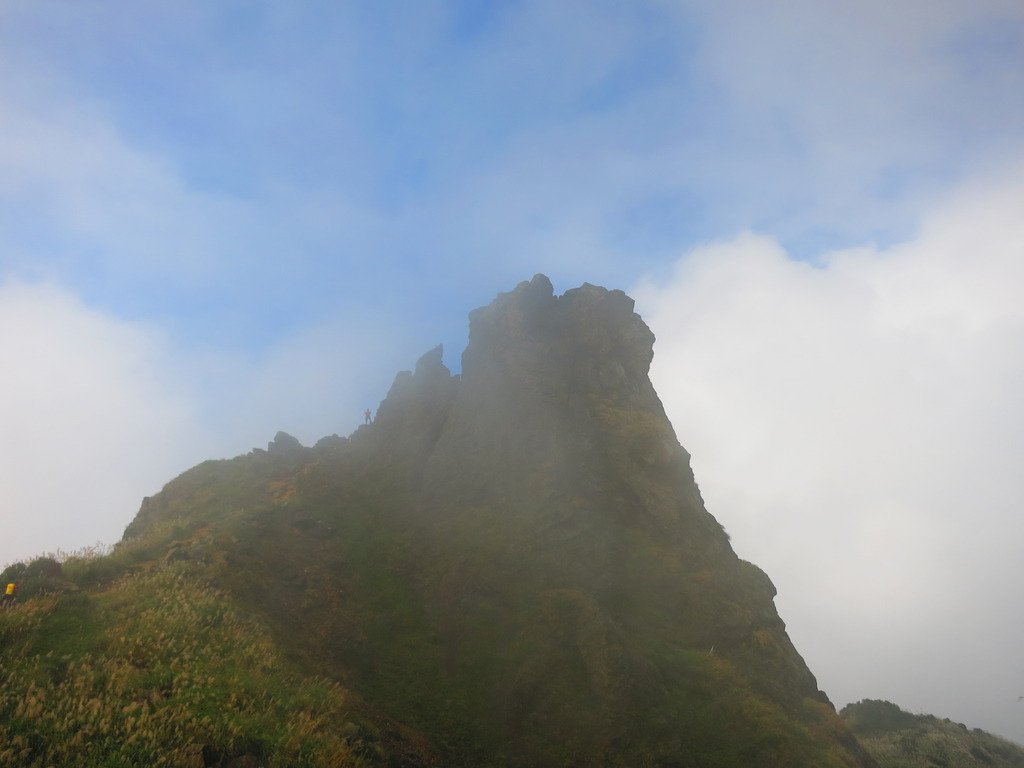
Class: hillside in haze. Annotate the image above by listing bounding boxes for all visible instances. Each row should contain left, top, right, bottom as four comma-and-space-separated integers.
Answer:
842, 700, 1024, 768
0, 276, 923, 766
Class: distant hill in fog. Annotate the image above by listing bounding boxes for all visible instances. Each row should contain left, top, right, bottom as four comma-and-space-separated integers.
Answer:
843, 700, 1024, 767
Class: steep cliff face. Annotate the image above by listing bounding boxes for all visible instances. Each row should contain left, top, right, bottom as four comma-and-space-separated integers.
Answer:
120, 275, 875, 767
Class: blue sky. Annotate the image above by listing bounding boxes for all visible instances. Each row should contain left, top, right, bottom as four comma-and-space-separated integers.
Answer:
2, 0, 1024, 745
10, 0, 1019, 354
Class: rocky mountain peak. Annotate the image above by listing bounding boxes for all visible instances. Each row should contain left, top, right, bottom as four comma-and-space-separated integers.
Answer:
107, 276, 877, 768
462, 273, 655, 396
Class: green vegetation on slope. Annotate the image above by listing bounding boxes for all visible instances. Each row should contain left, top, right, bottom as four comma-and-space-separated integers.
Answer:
842, 700, 1024, 768
0, 434, 868, 767
0, 558, 381, 767
62, 435, 863, 767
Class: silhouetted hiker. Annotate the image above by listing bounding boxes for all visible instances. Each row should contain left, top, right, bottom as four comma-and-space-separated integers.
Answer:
364, 408, 372, 424
1, 582, 16, 607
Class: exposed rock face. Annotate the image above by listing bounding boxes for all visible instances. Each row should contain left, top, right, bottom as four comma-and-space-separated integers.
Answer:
123, 276, 876, 767
372, 344, 458, 460
267, 430, 304, 456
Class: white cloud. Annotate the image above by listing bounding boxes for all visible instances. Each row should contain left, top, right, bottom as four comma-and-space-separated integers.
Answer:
0, 52, 379, 297
0, 66, 236, 283
678, 0, 1024, 243
633, 171, 1024, 740
0, 278, 427, 571
0, 281, 206, 568
192, 310, 423, 453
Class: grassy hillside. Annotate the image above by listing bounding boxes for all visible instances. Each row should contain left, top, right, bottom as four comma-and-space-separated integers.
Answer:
1, 506, 858, 768
0, 545, 427, 767
0, 421, 873, 766
842, 700, 1024, 768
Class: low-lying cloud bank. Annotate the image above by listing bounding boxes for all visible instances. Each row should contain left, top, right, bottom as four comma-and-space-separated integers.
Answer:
634, 171, 1024, 742
0, 281, 407, 571
0, 282, 204, 566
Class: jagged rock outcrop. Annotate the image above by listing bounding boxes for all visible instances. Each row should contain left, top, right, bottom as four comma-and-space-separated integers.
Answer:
267, 430, 304, 456
370, 344, 459, 461
119, 275, 876, 767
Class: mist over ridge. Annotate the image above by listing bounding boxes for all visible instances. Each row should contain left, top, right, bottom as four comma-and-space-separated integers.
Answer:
1, 275, 881, 767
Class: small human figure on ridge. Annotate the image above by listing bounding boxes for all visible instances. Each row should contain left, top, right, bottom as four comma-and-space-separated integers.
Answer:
1, 582, 17, 607
364, 408, 372, 425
